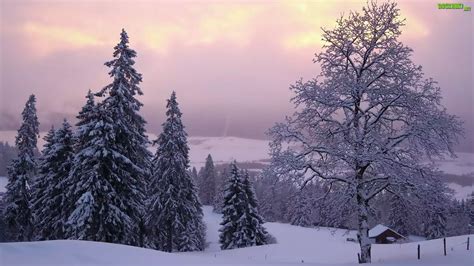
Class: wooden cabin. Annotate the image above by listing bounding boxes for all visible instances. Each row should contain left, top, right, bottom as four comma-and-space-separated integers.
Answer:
369, 224, 405, 244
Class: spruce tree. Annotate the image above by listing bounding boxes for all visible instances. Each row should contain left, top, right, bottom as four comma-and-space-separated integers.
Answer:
424, 206, 447, 239
66, 29, 150, 245
219, 162, 269, 250
191, 167, 199, 182
76, 90, 95, 128
198, 154, 217, 205
242, 170, 269, 245
96, 29, 151, 179
289, 190, 313, 227
3, 94, 39, 241
63, 88, 143, 245
31, 120, 74, 240
421, 182, 449, 239
97, 29, 151, 220
212, 167, 227, 213
219, 162, 248, 249
145, 91, 205, 252
388, 194, 412, 236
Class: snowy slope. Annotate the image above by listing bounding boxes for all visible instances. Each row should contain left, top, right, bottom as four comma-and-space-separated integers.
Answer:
0, 176, 7, 193
1, 206, 472, 266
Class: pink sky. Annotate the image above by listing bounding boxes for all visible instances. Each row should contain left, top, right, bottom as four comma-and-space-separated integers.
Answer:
0, 0, 472, 150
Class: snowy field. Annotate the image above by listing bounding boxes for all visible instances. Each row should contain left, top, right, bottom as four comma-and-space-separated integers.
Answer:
1, 206, 472, 266
0, 176, 7, 193
0, 131, 269, 169
0, 131, 472, 199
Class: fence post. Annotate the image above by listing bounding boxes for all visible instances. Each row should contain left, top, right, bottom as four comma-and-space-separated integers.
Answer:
357, 253, 361, 263
468, 237, 470, 251
417, 244, 420, 260
443, 238, 446, 256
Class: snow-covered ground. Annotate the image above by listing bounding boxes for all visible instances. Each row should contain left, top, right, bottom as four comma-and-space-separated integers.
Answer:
187, 136, 269, 169
1, 206, 472, 266
0, 130, 472, 199
0, 176, 7, 193
0, 131, 269, 169
434, 152, 474, 175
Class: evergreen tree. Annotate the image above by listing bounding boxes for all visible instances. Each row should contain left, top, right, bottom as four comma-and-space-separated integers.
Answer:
388, 194, 412, 236
63, 88, 143, 245
198, 154, 217, 205
446, 200, 470, 237
67, 29, 150, 245
422, 182, 449, 239
96, 29, 151, 176
96, 29, 151, 223
242, 170, 269, 245
31, 120, 74, 240
3, 94, 39, 241
219, 162, 249, 249
288, 189, 313, 227
424, 205, 447, 239
76, 90, 96, 128
145, 91, 205, 252
469, 192, 474, 228
212, 166, 227, 213
219, 162, 269, 250
191, 167, 199, 182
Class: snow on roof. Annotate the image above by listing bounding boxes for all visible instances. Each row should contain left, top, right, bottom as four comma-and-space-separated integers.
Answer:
369, 224, 404, 238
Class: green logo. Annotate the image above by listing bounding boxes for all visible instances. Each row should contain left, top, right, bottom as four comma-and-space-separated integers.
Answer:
438, 3, 471, 11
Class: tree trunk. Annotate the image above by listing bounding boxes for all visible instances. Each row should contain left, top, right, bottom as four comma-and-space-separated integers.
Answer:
357, 191, 371, 263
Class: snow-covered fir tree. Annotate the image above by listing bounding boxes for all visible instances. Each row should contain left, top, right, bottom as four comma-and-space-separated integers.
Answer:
63, 87, 144, 245
424, 205, 447, 240
219, 162, 249, 249
76, 90, 95, 128
242, 170, 269, 245
191, 167, 199, 183
145, 91, 205, 252
446, 200, 470, 237
90, 29, 150, 245
288, 189, 313, 227
212, 166, 227, 213
469, 192, 474, 228
31, 120, 74, 240
198, 154, 217, 205
388, 193, 413, 237
2, 94, 39, 241
219, 162, 268, 250
96, 29, 151, 178
420, 181, 450, 239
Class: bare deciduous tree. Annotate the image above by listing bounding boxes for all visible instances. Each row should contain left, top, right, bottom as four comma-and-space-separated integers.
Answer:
269, 2, 462, 263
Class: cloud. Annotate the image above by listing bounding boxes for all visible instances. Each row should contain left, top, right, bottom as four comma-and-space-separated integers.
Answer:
0, 0, 471, 149
20, 22, 107, 56
139, 4, 260, 54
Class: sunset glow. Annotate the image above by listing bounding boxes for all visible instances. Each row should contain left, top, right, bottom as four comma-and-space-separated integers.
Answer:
1, 0, 472, 149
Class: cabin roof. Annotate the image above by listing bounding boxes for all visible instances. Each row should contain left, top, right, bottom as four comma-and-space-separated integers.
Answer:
369, 224, 404, 238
